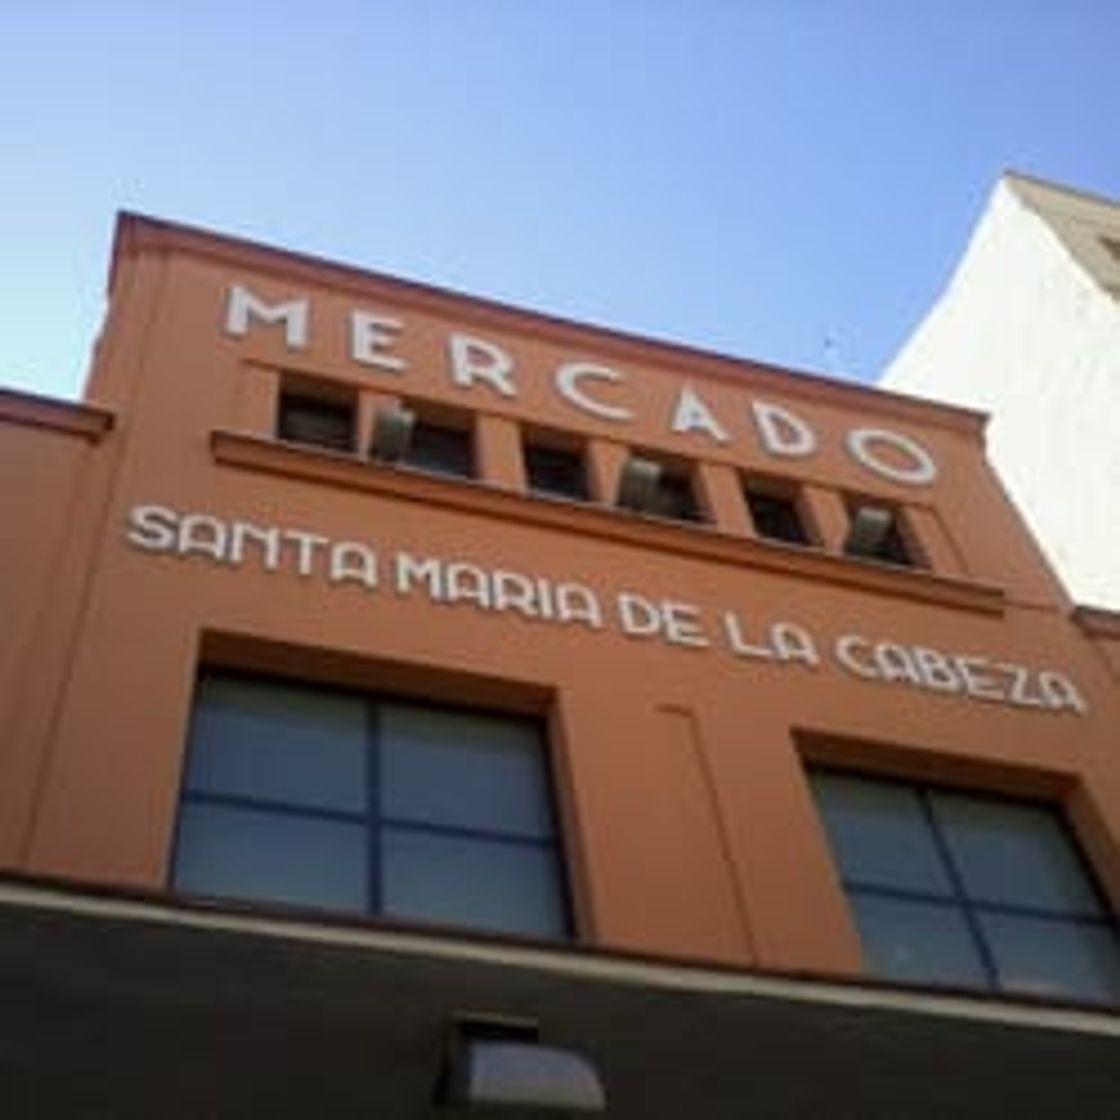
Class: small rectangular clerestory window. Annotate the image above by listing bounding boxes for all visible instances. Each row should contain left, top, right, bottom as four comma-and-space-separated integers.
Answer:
743, 477, 814, 546
381, 402, 476, 479
843, 499, 923, 568
523, 437, 590, 502
616, 453, 704, 524
276, 380, 356, 453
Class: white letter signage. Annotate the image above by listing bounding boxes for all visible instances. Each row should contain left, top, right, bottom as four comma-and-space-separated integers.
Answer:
750, 401, 818, 458
554, 362, 635, 422
225, 285, 309, 350
846, 427, 938, 486
448, 334, 517, 398
350, 311, 407, 372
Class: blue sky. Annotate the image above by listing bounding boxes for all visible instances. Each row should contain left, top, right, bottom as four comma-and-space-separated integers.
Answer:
3, 2, 1119, 399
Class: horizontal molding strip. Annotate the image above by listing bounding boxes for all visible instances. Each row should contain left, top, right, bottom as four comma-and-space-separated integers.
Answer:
212, 430, 1007, 617
0, 388, 114, 441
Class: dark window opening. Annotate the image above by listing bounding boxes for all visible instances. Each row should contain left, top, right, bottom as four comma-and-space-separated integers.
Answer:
654, 467, 702, 522
403, 416, 475, 479
617, 454, 703, 523
524, 441, 589, 502
810, 769, 1120, 1006
744, 482, 812, 546
843, 501, 921, 567
277, 389, 355, 453
173, 673, 571, 941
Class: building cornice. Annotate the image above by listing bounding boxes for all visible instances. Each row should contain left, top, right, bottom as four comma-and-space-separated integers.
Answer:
1004, 170, 1120, 218
0, 387, 114, 441
110, 211, 989, 441
1072, 605, 1120, 641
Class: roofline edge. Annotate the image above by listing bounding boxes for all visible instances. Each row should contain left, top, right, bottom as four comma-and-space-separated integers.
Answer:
109, 211, 989, 440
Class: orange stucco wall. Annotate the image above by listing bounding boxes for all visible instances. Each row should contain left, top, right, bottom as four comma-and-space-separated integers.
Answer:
1, 214, 1117, 980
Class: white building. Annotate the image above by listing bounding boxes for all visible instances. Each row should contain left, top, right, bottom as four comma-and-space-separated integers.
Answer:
883, 173, 1120, 611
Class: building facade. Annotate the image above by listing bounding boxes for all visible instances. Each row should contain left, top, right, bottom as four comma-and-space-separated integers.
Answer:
2, 213, 1119, 1116
884, 172, 1120, 612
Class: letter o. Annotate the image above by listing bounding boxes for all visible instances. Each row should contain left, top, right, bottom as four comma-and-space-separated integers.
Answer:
846, 428, 937, 486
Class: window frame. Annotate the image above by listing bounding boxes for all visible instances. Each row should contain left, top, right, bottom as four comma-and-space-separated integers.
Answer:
171, 671, 573, 941
522, 430, 591, 503
397, 402, 476, 479
619, 448, 706, 524
810, 768, 1120, 1004
842, 496, 926, 568
275, 376, 358, 454
742, 474, 816, 547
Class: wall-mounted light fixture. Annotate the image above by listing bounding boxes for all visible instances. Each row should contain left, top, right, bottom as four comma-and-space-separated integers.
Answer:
371, 404, 416, 462
615, 456, 663, 514
437, 1013, 605, 1114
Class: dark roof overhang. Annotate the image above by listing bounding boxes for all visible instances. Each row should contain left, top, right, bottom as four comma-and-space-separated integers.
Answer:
2, 878, 1117, 1119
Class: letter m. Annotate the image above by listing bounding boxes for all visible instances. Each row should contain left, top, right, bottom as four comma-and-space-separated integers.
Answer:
225, 285, 309, 349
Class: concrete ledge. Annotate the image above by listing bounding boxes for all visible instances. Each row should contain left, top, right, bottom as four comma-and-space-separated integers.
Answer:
212, 430, 1009, 617
0, 387, 114, 441
1, 874, 1118, 1119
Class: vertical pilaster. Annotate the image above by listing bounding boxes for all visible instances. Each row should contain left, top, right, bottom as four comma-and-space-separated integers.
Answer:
694, 700, 866, 976
804, 483, 849, 551
359, 389, 403, 458
908, 506, 967, 576
476, 413, 526, 491
236, 363, 278, 435
587, 439, 628, 506
698, 462, 751, 536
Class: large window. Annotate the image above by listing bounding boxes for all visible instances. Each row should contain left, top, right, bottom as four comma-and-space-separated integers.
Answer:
172, 674, 570, 940
811, 771, 1120, 1005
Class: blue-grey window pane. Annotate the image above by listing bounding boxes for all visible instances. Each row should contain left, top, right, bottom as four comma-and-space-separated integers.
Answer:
852, 894, 989, 989
932, 793, 1103, 914
812, 773, 953, 894
173, 802, 367, 911
381, 827, 566, 938
980, 912, 1120, 1005
381, 705, 554, 839
185, 677, 367, 813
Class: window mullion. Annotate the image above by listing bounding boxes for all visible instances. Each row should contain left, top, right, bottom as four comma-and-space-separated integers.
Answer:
366, 700, 383, 914
920, 789, 1001, 989
379, 815, 556, 847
